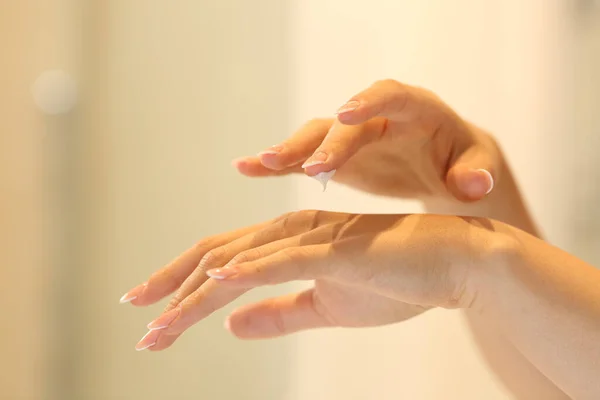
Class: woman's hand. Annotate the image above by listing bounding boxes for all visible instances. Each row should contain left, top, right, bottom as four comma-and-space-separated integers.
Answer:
120, 211, 514, 351
234, 79, 499, 202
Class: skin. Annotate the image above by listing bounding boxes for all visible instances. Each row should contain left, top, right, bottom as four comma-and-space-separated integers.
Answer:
122, 80, 600, 399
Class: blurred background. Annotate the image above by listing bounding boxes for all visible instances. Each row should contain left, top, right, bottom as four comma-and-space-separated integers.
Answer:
2, 1, 599, 399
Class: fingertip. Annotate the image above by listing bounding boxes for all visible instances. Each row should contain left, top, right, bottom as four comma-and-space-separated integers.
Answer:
232, 156, 274, 177
257, 153, 288, 171
231, 156, 250, 169
222, 313, 249, 339
336, 108, 367, 126
453, 168, 494, 201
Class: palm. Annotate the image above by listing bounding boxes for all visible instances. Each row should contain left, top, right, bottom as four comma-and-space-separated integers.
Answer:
313, 279, 427, 328
331, 120, 454, 199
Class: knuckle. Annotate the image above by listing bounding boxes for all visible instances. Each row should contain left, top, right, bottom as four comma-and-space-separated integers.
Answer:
375, 78, 401, 88
273, 307, 287, 334
273, 211, 293, 225
193, 236, 215, 252
274, 210, 315, 235
232, 247, 262, 265
281, 246, 305, 262
199, 247, 228, 270
309, 291, 337, 326
166, 296, 182, 312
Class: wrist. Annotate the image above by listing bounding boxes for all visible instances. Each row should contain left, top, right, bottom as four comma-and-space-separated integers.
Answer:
464, 220, 525, 312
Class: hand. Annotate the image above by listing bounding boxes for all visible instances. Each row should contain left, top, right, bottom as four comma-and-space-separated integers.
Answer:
234, 79, 500, 202
120, 211, 514, 351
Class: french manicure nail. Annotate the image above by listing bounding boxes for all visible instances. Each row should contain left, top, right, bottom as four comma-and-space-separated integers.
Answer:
475, 169, 494, 195
119, 294, 137, 304
135, 329, 161, 351
147, 307, 181, 331
336, 100, 360, 115
206, 266, 239, 280
301, 151, 329, 168
231, 157, 251, 167
310, 169, 337, 192
258, 144, 283, 156
119, 283, 147, 304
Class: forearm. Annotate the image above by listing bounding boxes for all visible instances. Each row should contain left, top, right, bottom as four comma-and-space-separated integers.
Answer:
477, 229, 600, 399
423, 129, 569, 398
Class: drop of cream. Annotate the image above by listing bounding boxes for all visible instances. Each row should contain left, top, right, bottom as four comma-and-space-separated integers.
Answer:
310, 170, 336, 192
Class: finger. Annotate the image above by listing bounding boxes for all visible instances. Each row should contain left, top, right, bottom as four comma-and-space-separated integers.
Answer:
147, 331, 178, 351
256, 119, 332, 171
139, 321, 193, 352
446, 140, 499, 202
334, 79, 438, 126
150, 223, 342, 337
144, 289, 331, 350
232, 156, 303, 177
162, 211, 340, 313
301, 118, 386, 176
205, 244, 332, 288
226, 289, 333, 339
119, 220, 273, 307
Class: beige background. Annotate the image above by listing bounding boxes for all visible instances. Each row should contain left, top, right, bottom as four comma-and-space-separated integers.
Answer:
2, 1, 599, 399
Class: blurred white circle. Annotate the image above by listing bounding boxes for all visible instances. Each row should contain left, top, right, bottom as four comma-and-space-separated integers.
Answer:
31, 70, 78, 115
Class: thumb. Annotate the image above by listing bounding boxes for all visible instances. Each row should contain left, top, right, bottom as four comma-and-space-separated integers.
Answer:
446, 144, 497, 202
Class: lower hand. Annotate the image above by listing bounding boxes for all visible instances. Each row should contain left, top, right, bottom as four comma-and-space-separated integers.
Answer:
120, 211, 515, 351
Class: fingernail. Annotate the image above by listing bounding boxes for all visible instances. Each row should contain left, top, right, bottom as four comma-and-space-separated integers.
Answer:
135, 329, 161, 351
119, 283, 147, 304
335, 100, 360, 115
258, 144, 283, 156
301, 151, 329, 168
147, 307, 181, 331
475, 169, 494, 195
310, 169, 337, 192
206, 266, 239, 280
231, 157, 250, 168
224, 316, 232, 332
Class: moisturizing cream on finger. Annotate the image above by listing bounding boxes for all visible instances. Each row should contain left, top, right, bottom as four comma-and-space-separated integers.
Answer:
310, 170, 336, 192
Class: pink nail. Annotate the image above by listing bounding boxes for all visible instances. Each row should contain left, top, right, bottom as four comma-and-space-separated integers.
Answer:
224, 316, 232, 332
335, 100, 360, 115
258, 144, 283, 156
206, 266, 239, 280
135, 329, 161, 351
231, 157, 251, 168
301, 151, 329, 168
119, 283, 147, 304
147, 307, 181, 330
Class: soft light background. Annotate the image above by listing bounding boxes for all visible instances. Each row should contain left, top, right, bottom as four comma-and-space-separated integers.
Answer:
2, 1, 599, 399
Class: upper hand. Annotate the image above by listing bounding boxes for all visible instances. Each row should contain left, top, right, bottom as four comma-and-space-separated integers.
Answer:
234, 79, 500, 202
120, 211, 515, 351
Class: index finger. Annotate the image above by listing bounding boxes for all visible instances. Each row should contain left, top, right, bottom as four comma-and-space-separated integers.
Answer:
335, 79, 443, 126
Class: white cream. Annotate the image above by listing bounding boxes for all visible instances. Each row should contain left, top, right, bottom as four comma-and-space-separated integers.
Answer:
310, 169, 336, 191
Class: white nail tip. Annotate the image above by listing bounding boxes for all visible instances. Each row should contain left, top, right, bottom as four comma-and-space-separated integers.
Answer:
301, 160, 325, 168
147, 325, 168, 331
310, 170, 336, 192
475, 169, 494, 195
257, 150, 279, 156
119, 294, 137, 304
135, 342, 156, 351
